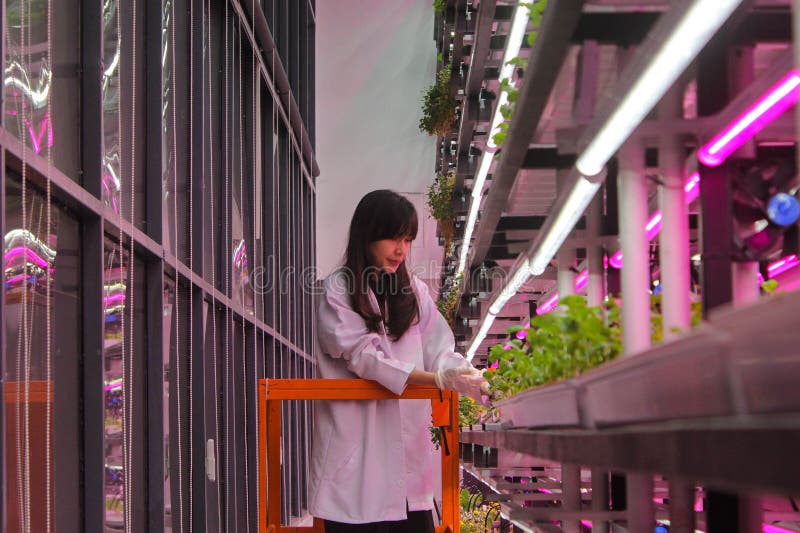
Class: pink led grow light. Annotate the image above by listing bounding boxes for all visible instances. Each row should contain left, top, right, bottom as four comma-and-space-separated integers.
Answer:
763, 524, 798, 533
536, 293, 559, 315
609, 172, 701, 270
575, 270, 589, 291
698, 69, 800, 167
767, 254, 799, 278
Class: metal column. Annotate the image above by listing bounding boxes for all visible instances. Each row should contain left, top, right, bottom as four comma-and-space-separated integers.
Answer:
658, 82, 696, 533
657, 84, 691, 341
562, 464, 581, 533
617, 141, 651, 356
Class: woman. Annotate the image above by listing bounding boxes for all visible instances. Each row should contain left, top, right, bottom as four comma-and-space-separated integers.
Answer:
309, 189, 489, 532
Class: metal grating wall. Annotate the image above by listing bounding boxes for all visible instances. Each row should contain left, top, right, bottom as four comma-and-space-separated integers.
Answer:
0, 0, 317, 531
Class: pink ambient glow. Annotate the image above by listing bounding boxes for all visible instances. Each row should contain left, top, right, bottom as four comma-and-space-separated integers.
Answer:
575, 270, 589, 291
766, 254, 799, 278
536, 293, 559, 315
540, 171, 703, 314
763, 524, 799, 533
5, 246, 50, 269
698, 70, 800, 167
609, 172, 700, 270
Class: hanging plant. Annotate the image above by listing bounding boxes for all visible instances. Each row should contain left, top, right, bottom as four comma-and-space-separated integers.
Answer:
436, 274, 462, 328
427, 171, 456, 252
419, 67, 456, 137
433, 0, 446, 13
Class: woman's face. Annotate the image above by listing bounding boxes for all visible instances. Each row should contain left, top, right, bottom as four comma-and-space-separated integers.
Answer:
368, 236, 412, 273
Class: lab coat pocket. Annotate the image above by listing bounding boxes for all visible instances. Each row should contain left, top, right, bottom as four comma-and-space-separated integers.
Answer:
322, 431, 359, 482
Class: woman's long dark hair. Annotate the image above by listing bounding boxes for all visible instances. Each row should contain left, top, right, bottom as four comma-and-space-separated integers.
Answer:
344, 190, 419, 340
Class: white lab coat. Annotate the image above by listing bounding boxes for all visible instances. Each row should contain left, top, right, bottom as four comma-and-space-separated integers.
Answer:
308, 269, 469, 524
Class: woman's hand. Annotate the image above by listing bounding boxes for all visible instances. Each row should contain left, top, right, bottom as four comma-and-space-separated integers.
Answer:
434, 366, 491, 405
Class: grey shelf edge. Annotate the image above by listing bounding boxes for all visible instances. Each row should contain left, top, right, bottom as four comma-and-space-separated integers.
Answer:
460, 414, 800, 495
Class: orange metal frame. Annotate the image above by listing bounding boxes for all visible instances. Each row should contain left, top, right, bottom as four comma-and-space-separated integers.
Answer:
258, 379, 459, 533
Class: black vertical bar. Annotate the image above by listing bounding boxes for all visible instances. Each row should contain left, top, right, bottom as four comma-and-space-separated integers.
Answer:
144, 0, 165, 528
698, 163, 734, 315
81, 0, 105, 529
190, 0, 207, 529
82, 217, 105, 533
145, 0, 163, 242
244, 325, 259, 531
190, 287, 206, 533
697, 25, 733, 317
0, 151, 6, 533
81, 0, 103, 198
146, 260, 165, 532
697, 13, 741, 533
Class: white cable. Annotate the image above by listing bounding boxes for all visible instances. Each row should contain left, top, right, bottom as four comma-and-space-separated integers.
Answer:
223, 2, 232, 525
45, 0, 54, 529
127, 0, 138, 527
18, 0, 31, 529
237, 18, 251, 529
188, 0, 196, 528
168, 0, 185, 529
205, 1, 223, 527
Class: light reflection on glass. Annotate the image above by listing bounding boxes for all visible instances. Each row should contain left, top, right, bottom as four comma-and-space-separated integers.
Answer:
232, 238, 254, 313
103, 246, 127, 530
3, 0, 55, 156
102, 0, 122, 214
3, 178, 61, 532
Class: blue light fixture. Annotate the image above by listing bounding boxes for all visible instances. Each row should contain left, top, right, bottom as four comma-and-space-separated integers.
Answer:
767, 192, 800, 226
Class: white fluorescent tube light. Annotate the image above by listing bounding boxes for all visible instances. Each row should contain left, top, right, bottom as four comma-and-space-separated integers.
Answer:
575, 0, 744, 177
457, 5, 531, 279
486, 3, 529, 148
470, 149, 495, 200
466, 311, 496, 361
489, 266, 532, 315
528, 177, 601, 275
457, 201, 481, 276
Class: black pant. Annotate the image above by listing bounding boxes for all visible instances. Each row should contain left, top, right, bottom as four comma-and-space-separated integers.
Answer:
323, 510, 435, 533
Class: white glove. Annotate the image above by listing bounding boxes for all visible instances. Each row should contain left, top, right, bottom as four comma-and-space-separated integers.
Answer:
434, 366, 490, 404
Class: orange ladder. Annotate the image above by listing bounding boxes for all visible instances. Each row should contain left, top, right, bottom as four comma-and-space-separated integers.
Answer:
259, 379, 460, 533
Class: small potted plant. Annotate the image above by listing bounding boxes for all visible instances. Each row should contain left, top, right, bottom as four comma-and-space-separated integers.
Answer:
419, 67, 457, 137
427, 172, 456, 253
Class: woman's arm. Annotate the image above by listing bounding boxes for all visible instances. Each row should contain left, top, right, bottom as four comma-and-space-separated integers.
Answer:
406, 368, 437, 387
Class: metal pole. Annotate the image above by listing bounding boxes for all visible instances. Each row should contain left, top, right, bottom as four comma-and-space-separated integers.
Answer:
626, 473, 654, 532
586, 196, 605, 307
796, 2, 800, 178
562, 464, 581, 533
618, 141, 651, 356
591, 468, 609, 533
658, 84, 691, 342
669, 481, 696, 533
557, 169, 577, 299
730, 45, 761, 306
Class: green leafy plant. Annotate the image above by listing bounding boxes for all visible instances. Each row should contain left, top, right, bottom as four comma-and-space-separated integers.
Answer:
486, 293, 706, 400
436, 274, 462, 328
761, 279, 778, 294
649, 294, 703, 342
433, 0, 446, 13
429, 426, 443, 449
419, 68, 456, 137
491, 0, 548, 148
427, 172, 456, 252
458, 395, 486, 427
485, 295, 622, 400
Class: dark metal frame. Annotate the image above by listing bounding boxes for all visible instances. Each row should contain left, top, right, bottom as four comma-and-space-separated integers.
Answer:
0, 0, 317, 532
